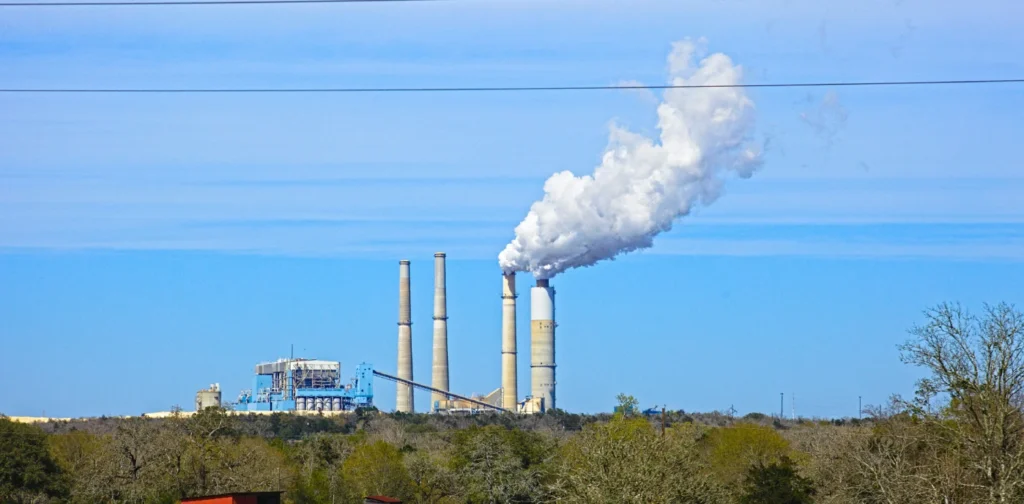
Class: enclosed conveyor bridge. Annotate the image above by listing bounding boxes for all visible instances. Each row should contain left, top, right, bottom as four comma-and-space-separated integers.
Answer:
372, 370, 510, 413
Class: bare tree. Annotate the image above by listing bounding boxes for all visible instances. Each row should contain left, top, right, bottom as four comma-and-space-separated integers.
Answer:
365, 416, 410, 448
900, 302, 1024, 504
458, 432, 542, 504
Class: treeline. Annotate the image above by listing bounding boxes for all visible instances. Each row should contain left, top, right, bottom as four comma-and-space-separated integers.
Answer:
2, 302, 1022, 504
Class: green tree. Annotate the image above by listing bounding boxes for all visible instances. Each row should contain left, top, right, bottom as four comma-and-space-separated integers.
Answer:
706, 422, 793, 487
175, 406, 239, 496
739, 456, 816, 504
48, 429, 107, 504
613, 393, 639, 417
404, 450, 459, 504
48, 430, 102, 478
553, 415, 724, 503
0, 417, 66, 502
342, 441, 413, 501
450, 426, 544, 503
288, 433, 354, 504
162, 409, 288, 500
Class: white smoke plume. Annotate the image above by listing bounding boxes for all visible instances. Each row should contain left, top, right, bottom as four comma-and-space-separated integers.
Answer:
498, 38, 763, 279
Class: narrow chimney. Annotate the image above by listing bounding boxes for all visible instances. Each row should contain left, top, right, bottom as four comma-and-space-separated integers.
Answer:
501, 272, 518, 410
431, 253, 449, 411
530, 278, 555, 412
396, 260, 414, 413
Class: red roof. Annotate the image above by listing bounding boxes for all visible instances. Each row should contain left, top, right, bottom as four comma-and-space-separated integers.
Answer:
364, 497, 402, 504
181, 492, 282, 503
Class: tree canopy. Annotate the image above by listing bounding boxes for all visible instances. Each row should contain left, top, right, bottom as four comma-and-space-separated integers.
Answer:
3, 302, 1024, 504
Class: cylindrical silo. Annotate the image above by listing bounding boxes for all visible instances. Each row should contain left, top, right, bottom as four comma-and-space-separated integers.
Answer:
195, 384, 222, 411
431, 253, 449, 411
332, 397, 341, 411
531, 279, 556, 412
501, 272, 518, 410
396, 260, 415, 413
296, 397, 306, 411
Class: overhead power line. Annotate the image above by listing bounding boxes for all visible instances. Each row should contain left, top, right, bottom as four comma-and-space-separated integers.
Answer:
0, 0, 433, 5
0, 79, 1021, 93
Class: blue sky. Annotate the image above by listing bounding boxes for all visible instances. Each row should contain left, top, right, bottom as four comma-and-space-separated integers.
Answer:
1, 0, 1022, 418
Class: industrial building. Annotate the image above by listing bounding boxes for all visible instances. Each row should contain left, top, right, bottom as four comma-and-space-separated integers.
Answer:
218, 355, 508, 415
433, 388, 503, 414
234, 359, 374, 412
195, 384, 222, 411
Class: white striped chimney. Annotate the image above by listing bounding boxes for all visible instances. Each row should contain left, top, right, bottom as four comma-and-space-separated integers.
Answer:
501, 272, 518, 410
396, 260, 414, 413
431, 253, 449, 410
530, 278, 555, 412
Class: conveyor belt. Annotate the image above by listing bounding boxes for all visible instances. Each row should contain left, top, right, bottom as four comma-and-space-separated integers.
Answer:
372, 370, 510, 413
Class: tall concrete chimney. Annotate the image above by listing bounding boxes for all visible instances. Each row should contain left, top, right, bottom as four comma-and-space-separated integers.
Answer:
431, 253, 449, 411
531, 278, 555, 412
501, 272, 518, 410
396, 260, 414, 413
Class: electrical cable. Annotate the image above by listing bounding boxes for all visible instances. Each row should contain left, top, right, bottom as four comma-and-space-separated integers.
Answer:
0, 0, 435, 6
1, 78, 1021, 93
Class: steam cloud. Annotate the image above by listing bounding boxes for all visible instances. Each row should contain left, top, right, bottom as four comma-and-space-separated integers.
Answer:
498, 38, 763, 279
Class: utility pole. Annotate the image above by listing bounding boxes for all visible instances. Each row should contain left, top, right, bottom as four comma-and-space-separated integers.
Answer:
780, 392, 784, 419
661, 407, 666, 437
791, 393, 796, 420
858, 396, 862, 419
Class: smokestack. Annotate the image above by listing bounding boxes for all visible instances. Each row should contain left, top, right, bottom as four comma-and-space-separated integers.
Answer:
431, 253, 449, 411
501, 272, 517, 410
396, 260, 414, 413
531, 278, 555, 412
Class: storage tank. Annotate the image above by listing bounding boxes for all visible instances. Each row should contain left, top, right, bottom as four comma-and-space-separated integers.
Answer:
195, 384, 222, 411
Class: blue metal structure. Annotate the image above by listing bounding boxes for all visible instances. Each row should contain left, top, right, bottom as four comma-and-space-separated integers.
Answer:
234, 359, 374, 412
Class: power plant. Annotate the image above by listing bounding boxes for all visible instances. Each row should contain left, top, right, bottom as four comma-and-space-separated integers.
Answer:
198, 252, 557, 416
